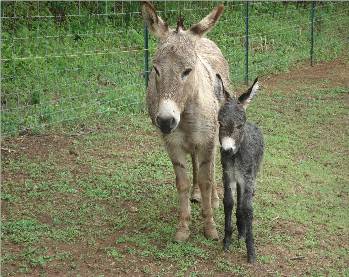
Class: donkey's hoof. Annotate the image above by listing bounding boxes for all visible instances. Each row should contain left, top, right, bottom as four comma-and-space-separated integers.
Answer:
190, 191, 202, 203
211, 197, 220, 209
174, 229, 190, 242
204, 226, 219, 240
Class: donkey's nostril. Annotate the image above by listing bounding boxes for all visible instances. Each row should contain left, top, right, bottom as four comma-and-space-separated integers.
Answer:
156, 116, 177, 134
170, 117, 176, 129
156, 116, 161, 127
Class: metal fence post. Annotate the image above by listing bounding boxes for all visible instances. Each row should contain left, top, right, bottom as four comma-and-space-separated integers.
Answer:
244, 1, 249, 85
144, 23, 149, 87
310, 1, 316, 66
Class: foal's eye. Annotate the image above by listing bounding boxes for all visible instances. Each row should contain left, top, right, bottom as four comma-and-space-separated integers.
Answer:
153, 66, 160, 76
181, 68, 192, 80
236, 124, 243, 129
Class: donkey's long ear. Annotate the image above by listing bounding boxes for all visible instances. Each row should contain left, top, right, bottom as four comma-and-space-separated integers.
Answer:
214, 74, 230, 106
141, 1, 169, 39
190, 4, 224, 37
238, 78, 260, 109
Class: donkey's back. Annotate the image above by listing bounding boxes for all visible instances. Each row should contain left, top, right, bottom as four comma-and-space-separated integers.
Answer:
197, 38, 231, 94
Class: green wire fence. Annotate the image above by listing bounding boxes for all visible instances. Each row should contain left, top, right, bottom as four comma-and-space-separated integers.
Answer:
1, 1, 348, 137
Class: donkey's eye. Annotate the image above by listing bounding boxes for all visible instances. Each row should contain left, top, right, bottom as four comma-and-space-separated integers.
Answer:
236, 124, 243, 129
153, 66, 160, 76
181, 68, 192, 80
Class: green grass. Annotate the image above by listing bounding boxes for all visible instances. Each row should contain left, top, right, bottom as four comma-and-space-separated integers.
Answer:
2, 58, 348, 275
1, 2, 348, 135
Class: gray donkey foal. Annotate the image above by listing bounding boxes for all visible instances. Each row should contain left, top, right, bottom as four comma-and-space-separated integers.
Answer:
215, 75, 264, 263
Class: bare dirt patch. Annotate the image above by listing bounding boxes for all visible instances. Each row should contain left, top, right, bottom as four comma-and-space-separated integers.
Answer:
2, 134, 73, 161
263, 58, 349, 92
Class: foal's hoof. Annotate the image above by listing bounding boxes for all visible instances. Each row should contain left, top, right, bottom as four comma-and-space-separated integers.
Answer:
238, 234, 246, 241
190, 190, 202, 203
223, 238, 231, 251
204, 226, 219, 240
211, 197, 220, 209
247, 254, 256, 264
174, 228, 190, 242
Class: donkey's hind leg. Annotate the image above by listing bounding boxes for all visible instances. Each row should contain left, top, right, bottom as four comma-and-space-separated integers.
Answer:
190, 152, 201, 203
211, 162, 220, 209
190, 151, 219, 209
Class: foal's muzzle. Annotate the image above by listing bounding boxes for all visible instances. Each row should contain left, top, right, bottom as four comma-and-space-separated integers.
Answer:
221, 147, 235, 157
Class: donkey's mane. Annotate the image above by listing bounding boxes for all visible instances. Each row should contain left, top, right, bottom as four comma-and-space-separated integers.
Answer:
176, 16, 185, 32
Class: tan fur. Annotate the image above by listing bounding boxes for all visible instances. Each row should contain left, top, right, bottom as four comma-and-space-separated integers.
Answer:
142, 2, 232, 241
141, 1, 168, 38
190, 4, 224, 37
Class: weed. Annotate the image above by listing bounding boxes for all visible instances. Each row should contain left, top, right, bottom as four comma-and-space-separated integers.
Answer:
106, 247, 124, 261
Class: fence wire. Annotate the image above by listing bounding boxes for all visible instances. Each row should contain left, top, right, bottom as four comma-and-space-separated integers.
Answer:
1, 1, 348, 137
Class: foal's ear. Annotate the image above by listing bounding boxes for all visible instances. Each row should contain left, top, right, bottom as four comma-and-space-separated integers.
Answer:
214, 74, 230, 106
141, 1, 169, 39
189, 4, 224, 37
238, 78, 260, 109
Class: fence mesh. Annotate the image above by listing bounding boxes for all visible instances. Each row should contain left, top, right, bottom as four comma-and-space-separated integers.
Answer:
1, 1, 348, 137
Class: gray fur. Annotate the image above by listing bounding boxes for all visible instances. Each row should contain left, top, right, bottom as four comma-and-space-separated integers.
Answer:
216, 74, 264, 263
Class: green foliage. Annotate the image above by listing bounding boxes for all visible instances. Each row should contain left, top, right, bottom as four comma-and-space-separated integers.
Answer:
1, 2, 347, 136
106, 247, 124, 261
3, 219, 49, 244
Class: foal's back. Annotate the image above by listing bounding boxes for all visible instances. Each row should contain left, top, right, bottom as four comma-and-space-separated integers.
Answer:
236, 122, 264, 178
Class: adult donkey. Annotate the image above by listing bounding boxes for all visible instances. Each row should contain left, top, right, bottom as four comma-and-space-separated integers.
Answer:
142, 2, 232, 241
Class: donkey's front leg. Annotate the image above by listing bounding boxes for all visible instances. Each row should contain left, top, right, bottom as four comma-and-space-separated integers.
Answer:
198, 145, 219, 240
168, 148, 191, 242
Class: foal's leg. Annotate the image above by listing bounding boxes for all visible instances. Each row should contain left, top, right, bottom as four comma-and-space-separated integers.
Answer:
198, 144, 218, 240
190, 152, 201, 203
223, 170, 236, 250
168, 147, 191, 242
242, 181, 256, 263
236, 182, 246, 241
223, 180, 236, 250
222, 158, 236, 250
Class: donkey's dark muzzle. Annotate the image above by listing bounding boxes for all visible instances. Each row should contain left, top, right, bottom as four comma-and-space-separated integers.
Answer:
156, 116, 177, 134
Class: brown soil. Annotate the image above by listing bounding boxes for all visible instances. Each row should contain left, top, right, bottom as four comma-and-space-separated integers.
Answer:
1, 58, 348, 276
264, 58, 349, 91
